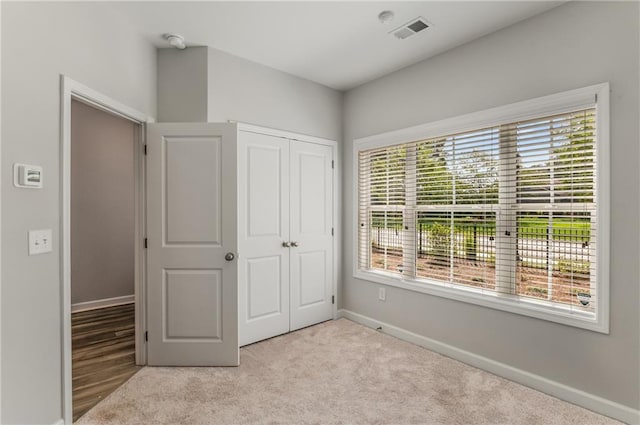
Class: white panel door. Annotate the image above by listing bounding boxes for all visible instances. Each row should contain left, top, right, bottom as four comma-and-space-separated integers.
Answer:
289, 140, 334, 331
146, 123, 239, 366
238, 131, 290, 346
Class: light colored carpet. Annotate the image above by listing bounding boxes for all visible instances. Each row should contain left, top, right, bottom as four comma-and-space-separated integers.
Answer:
77, 319, 618, 425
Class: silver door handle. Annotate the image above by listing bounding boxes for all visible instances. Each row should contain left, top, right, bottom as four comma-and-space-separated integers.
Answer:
225, 252, 235, 261
291, 241, 299, 247
282, 241, 291, 248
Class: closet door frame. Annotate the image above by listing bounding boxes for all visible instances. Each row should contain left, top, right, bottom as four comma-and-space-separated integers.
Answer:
237, 123, 339, 321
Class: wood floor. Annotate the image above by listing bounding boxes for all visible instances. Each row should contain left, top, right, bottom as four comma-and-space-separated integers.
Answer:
72, 303, 141, 422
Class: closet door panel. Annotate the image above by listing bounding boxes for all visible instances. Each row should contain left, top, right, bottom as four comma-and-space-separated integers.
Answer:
289, 140, 333, 331
238, 131, 290, 346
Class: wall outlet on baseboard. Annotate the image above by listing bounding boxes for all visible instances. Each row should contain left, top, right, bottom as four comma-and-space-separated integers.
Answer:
378, 287, 386, 301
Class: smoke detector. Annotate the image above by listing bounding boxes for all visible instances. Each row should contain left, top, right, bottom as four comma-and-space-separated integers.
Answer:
390, 17, 431, 40
163, 33, 186, 50
378, 10, 395, 25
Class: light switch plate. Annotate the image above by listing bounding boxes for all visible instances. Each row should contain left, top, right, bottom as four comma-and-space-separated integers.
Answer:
29, 229, 52, 255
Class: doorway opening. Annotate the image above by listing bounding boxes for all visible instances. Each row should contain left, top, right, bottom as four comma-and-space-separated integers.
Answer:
69, 99, 140, 421
61, 76, 149, 425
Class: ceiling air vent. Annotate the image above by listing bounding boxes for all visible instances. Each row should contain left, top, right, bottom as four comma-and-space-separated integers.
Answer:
390, 17, 430, 40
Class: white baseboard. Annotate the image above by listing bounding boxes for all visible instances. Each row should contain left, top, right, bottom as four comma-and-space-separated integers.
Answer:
337, 309, 639, 425
52, 419, 64, 425
71, 295, 134, 313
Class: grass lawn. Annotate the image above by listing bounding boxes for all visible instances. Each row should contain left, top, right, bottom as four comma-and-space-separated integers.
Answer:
517, 217, 590, 241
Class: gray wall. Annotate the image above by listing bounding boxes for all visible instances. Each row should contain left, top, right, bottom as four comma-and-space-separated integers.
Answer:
158, 46, 343, 141
342, 1, 639, 410
207, 47, 342, 141
1, 3, 156, 424
71, 100, 135, 306
157, 47, 209, 123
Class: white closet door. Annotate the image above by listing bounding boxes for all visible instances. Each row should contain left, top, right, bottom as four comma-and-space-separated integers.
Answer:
238, 131, 290, 346
289, 140, 333, 331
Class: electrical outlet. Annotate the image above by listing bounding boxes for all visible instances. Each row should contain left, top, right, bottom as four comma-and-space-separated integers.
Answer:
29, 229, 52, 255
378, 287, 386, 301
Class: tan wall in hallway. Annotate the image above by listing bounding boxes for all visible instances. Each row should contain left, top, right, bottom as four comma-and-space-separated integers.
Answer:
71, 100, 135, 305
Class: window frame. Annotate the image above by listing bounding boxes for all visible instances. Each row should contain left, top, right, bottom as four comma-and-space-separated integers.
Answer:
352, 83, 610, 333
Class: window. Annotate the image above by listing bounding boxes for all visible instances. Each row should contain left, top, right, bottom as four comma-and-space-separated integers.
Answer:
354, 84, 609, 332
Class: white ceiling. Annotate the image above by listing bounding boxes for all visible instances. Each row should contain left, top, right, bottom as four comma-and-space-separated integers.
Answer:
110, 1, 563, 91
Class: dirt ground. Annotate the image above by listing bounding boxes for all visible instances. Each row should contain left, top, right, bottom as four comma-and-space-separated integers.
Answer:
371, 250, 592, 308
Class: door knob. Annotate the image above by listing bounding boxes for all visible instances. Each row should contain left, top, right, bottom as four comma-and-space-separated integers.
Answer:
282, 241, 291, 248
225, 252, 235, 261
291, 241, 299, 247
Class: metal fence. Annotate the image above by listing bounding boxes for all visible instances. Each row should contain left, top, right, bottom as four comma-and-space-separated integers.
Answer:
371, 223, 591, 271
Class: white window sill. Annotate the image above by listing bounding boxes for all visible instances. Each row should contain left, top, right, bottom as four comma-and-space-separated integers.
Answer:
354, 269, 608, 333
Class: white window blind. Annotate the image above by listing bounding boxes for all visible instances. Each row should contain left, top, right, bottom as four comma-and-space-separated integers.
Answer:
358, 107, 597, 316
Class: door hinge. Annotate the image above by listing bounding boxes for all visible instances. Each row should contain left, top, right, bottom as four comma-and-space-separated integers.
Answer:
145, 331, 148, 342
332, 295, 335, 304
331, 160, 334, 169
331, 227, 334, 236
144, 144, 147, 155
144, 238, 148, 249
